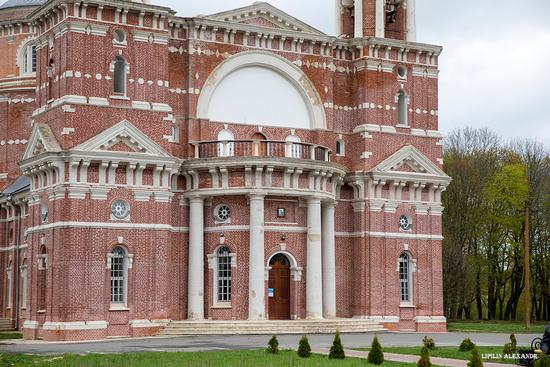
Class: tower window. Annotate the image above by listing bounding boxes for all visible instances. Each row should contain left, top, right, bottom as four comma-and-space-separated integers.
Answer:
217, 130, 235, 157
397, 90, 408, 126
113, 29, 127, 45
113, 56, 127, 95
216, 247, 232, 303
110, 246, 128, 306
399, 253, 412, 304
336, 139, 345, 156
285, 135, 302, 159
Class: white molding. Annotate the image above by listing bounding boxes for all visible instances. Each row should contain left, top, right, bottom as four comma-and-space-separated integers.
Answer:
414, 316, 447, 323
362, 315, 399, 323
129, 319, 169, 328
23, 320, 39, 329
335, 231, 444, 240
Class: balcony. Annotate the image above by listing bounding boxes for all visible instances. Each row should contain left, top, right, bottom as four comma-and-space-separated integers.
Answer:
191, 140, 332, 162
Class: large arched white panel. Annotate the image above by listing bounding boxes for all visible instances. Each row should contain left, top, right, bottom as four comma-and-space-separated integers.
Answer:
198, 51, 326, 130
207, 66, 311, 129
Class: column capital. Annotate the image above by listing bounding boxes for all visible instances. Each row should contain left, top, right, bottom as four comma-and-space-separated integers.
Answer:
248, 191, 266, 200
188, 195, 204, 203
322, 199, 337, 208
307, 196, 322, 204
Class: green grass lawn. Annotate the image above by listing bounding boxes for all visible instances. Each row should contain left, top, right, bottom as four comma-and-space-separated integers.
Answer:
447, 320, 546, 334
381, 346, 519, 365
0, 350, 423, 367
0, 331, 22, 340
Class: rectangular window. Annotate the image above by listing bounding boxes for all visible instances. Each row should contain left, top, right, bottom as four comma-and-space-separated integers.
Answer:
6, 269, 12, 309
110, 254, 125, 304
217, 253, 231, 302
399, 257, 410, 303
31, 46, 37, 73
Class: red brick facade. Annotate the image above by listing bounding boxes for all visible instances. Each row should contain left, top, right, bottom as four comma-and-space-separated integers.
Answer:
0, 0, 449, 340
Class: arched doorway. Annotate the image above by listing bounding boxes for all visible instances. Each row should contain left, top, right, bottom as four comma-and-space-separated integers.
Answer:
251, 132, 267, 157
268, 253, 291, 320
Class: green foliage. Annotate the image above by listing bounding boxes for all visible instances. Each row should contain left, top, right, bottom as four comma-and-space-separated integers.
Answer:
467, 346, 484, 367
417, 346, 432, 367
297, 335, 311, 358
503, 333, 517, 354
367, 336, 384, 365
422, 336, 435, 350
328, 331, 345, 359
459, 338, 476, 352
536, 355, 550, 367
266, 335, 279, 354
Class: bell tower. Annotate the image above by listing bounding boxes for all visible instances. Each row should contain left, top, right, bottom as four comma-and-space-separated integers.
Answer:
335, 0, 416, 41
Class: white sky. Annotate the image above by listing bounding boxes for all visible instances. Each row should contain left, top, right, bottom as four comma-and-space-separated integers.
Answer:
156, 0, 550, 142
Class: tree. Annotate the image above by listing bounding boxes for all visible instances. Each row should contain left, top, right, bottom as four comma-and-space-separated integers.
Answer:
297, 335, 311, 358
459, 338, 476, 352
266, 335, 279, 354
468, 346, 484, 367
329, 331, 345, 359
368, 336, 384, 365
417, 346, 432, 367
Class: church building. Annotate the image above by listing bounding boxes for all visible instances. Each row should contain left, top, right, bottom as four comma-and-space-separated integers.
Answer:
0, 0, 450, 341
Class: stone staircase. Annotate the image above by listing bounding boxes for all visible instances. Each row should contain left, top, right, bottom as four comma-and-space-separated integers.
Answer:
0, 318, 13, 331
156, 318, 386, 336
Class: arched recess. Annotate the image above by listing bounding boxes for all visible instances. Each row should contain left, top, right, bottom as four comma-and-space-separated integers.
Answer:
197, 51, 326, 130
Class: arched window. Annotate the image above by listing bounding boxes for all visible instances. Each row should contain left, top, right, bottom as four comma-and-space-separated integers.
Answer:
397, 90, 408, 126
336, 139, 345, 156
110, 246, 128, 306
6, 261, 12, 309
37, 246, 47, 311
399, 253, 412, 303
113, 56, 127, 95
216, 247, 232, 303
285, 135, 302, 159
23, 44, 36, 74
217, 130, 234, 157
20, 260, 28, 309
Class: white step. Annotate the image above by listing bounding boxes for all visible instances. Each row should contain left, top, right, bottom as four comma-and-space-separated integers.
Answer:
156, 319, 386, 336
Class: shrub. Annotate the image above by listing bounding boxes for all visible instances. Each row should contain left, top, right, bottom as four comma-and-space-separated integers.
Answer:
459, 338, 476, 352
468, 346, 484, 367
423, 336, 436, 350
417, 346, 432, 367
536, 355, 550, 367
503, 334, 517, 354
368, 336, 384, 365
266, 335, 279, 354
329, 330, 345, 359
297, 335, 311, 358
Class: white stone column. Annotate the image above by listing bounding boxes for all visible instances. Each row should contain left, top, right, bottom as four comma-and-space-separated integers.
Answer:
322, 201, 337, 318
335, 0, 343, 36
248, 193, 266, 320
354, 0, 363, 38
375, 0, 385, 38
187, 196, 204, 320
306, 197, 323, 319
406, 0, 416, 42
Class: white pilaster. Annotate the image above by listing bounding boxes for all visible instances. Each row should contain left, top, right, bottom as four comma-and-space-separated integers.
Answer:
306, 197, 323, 319
322, 201, 337, 318
188, 196, 204, 320
248, 193, 266, 320
354, 0, 363, 38
375, 0, 385, 38
406, 0, 416, 42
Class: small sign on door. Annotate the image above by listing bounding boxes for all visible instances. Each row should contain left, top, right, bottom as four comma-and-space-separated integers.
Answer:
268, 288, 274, 297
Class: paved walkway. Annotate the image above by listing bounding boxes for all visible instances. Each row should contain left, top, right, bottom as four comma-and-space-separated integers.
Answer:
314, 347, 513, 367
0, 332, 540, 355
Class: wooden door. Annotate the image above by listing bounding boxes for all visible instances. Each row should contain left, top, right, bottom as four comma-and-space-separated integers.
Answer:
251, 133, 267, 157
268, 254, 291, 320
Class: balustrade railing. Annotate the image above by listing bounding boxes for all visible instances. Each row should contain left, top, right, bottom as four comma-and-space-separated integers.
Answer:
192, 140, 331, 162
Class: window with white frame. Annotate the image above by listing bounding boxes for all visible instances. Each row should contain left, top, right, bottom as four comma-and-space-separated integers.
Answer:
399, 253, 412, 303
397, 90, 408, 126
216, 247, 232, 303
217, 130, 235, 157
285, 135, 302, 158
113, 56, 127, 95
336, 139, 345, 156
6, 261, 12, 309
20, 260, 28, 309
19, 40, 37, 75
110, 247, 128, 306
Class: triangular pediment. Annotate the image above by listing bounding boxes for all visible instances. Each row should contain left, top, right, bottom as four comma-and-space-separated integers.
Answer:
72, 120, 172, 157
22, 123, 62, 160
372, 145, 449, 178
205, 2, 326, 35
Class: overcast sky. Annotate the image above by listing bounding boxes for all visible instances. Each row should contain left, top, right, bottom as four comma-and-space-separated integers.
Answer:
158, 0, 550, 142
